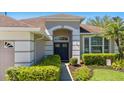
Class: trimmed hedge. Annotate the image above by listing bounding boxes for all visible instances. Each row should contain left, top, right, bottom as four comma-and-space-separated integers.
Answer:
40, 55, 61, 67
6, 55, 61, 81
6, 66, 60, 81
73, 65, 91, 81
82, 53, 118, 65
69, 57, 78, 66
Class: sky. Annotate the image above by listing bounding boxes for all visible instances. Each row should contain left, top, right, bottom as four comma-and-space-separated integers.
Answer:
2, 12, 124, 22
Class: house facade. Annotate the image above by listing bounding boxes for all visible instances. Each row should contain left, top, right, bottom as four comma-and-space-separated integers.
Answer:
0, 14, 118, 67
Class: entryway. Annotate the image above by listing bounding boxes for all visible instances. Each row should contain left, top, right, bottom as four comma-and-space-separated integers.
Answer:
54, 43, 69, 61
53, 29, 72, 62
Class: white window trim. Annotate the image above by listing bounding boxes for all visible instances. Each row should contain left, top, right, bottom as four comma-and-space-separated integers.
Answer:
83, 37, 110, 53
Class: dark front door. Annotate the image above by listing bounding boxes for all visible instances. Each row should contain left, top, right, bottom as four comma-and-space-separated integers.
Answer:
54, 43, 69, 61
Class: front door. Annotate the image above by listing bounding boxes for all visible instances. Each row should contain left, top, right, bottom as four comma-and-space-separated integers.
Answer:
54, 43, 69, 61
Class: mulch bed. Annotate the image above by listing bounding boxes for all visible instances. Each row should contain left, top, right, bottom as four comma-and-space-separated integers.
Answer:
68, 64, 83, 75
68, 64, 93, 80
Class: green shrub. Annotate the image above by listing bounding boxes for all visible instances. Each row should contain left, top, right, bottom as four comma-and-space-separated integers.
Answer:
82, 53, 118, 65
112, 60, 124, 70
73, 65, 91, 81
69, 57, 78, 65
6, 66, 60, 81
40, 55, 61, 67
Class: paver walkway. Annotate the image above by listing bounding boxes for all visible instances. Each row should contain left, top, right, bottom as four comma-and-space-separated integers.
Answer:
60, 63, 72, 81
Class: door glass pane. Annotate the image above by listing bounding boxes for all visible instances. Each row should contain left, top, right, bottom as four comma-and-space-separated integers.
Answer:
62, 44, 67, 47
55, 44, 60, 47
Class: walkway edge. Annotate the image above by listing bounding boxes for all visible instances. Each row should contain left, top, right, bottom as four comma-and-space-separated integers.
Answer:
65, 63, 74, 81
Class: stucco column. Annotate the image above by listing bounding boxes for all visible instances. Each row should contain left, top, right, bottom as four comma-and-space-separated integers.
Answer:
72, 29, 80, 64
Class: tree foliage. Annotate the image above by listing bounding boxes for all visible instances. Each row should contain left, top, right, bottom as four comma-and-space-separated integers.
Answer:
87, 16, 124, 59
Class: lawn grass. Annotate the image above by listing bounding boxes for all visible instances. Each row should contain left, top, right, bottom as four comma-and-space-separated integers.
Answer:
89, 66, 124, 81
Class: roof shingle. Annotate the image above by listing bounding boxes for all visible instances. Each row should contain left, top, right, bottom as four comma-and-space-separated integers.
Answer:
0, 14, 101, 33
80, 24, 101, 33
0, 15, 31, 27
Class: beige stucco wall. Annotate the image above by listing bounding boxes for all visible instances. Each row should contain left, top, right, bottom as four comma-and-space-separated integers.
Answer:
34, 39, 45, 63
0, 32, 32, 40
0, 48, 14, 80
0, 32, 35, 66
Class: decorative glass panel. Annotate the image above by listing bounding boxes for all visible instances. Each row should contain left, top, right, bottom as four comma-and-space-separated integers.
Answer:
84, 38, 89, 53
54, 36, 69, 42
4, 41, 14, 48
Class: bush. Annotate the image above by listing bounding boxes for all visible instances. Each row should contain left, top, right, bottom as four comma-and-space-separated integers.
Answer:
6, 66, 60, 81
82, 53, 118, 65
40, 55, 61, 67
112, 60, 124, 70
73, 65, 91, 81
6, 55, 61, 81
69, 57, 78, 65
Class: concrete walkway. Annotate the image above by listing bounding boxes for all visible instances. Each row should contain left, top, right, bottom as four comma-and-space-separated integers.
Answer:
60, 63, 72, 81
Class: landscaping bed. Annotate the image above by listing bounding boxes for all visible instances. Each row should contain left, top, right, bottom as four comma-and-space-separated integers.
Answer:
6, 55, 61, 81
68, 64, 124, 81
68, 64, 91, 81
67, 54, 124, 81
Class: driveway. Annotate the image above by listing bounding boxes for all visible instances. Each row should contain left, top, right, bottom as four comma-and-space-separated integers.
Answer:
60, 63, 72, 81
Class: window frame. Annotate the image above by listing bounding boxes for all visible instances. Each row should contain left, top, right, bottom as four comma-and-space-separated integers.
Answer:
83, 36, 110, 53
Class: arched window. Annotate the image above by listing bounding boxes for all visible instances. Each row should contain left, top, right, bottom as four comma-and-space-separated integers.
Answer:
54, 36, 69, 42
